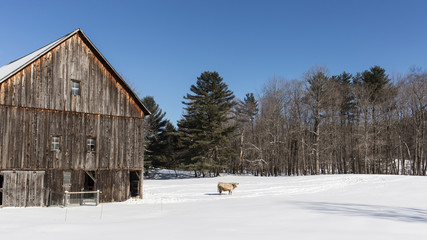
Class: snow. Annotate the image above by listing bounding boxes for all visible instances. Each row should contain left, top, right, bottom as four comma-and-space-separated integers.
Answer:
1, 174, 427, 239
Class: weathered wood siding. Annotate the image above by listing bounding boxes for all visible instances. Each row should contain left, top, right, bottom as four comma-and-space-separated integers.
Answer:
1, 171, 45, 207
0, 169, 135, 206
0, 34, 143, 118
0, 31, 146, 206
46, 169, 135, 203
0, 105, 144, 170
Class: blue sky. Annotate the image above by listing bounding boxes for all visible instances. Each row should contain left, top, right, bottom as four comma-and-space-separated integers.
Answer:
1, 0, 426, 124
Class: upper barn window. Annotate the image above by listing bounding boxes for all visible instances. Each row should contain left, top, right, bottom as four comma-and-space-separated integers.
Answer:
87, 138, 96, 152
51, 136, 61, 151
71, 80, 80, 95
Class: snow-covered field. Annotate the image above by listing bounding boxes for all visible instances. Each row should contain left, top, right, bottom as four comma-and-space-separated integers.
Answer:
1, 174, 427, 239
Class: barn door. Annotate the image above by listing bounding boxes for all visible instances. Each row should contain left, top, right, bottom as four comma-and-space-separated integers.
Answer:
0, 173, 3, 207
129, 171, 141, 197
1, 171, 45, 207
84, 171, 96, 191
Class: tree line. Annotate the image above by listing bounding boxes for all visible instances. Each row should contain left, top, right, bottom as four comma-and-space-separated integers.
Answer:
142, 66, 426, 176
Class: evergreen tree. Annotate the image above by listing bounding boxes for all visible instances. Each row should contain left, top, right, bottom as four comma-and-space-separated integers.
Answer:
178, 71, 236, 176
235, 93, 259, 173
354, 66, 392, 104
142, 96, 170, 169
331, 72, 356, 119
304, 67, 331, 174
353, 66, 394, 173
161, 122, 180, 171
236, 93, 258, 128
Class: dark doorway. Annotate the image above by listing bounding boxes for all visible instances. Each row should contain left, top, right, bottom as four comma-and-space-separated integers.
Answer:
129, 171, 140, 197
0, 174, 4, 206
84, 171, 95, 191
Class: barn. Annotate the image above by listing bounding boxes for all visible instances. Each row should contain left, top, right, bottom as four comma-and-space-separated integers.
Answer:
0, 29, 150, 207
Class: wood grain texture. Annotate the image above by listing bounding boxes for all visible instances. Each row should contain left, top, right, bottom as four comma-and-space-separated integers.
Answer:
0, 35, 144, 118
0, 32, 146, 207
1, 171, 45, 207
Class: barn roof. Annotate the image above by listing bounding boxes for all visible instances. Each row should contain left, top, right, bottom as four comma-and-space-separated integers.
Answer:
0, 29, 150, 116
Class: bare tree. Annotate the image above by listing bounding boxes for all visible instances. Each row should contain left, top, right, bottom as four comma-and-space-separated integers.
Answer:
303, 66, 331, 174
397, 68, 427, 175
214, 66, 425, 177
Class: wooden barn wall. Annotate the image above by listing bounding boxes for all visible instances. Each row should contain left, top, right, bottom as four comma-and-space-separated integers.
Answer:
0, 34, 144, 118
46, 169, 132, 203
97, 170, 130, 203
1, 171, 45, 207
0, 106, 145, 170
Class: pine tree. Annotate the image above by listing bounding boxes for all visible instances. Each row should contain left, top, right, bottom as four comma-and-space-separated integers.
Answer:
161, 122, 180, 171
304, 66, 330, 174
178, 71, 236, 176
353, 66, 394, 173
331, 72, 356, 119
142, 96, 170, 169
236, 93, 258, 128
235, 93, 259, 173
356, 65, 392, 104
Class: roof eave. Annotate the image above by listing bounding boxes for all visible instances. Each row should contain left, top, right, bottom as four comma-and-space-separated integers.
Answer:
77, 31, 151, 116
0, 29, 80, 84
0, 29, 151, 116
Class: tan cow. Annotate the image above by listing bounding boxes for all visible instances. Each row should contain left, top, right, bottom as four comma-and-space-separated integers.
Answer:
217, 182, 239, 195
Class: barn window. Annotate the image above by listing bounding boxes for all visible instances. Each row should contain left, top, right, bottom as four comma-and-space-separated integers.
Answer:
63, 172, 71, 186
87, 138, 96, 152
51, 136, 61, 151
72, 80, 80, 95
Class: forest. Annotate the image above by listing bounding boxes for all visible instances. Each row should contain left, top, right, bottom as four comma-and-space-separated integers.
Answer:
142, 66, 426, 177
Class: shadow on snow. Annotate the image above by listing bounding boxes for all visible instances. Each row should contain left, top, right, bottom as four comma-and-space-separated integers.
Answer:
292, 201, 427, 223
